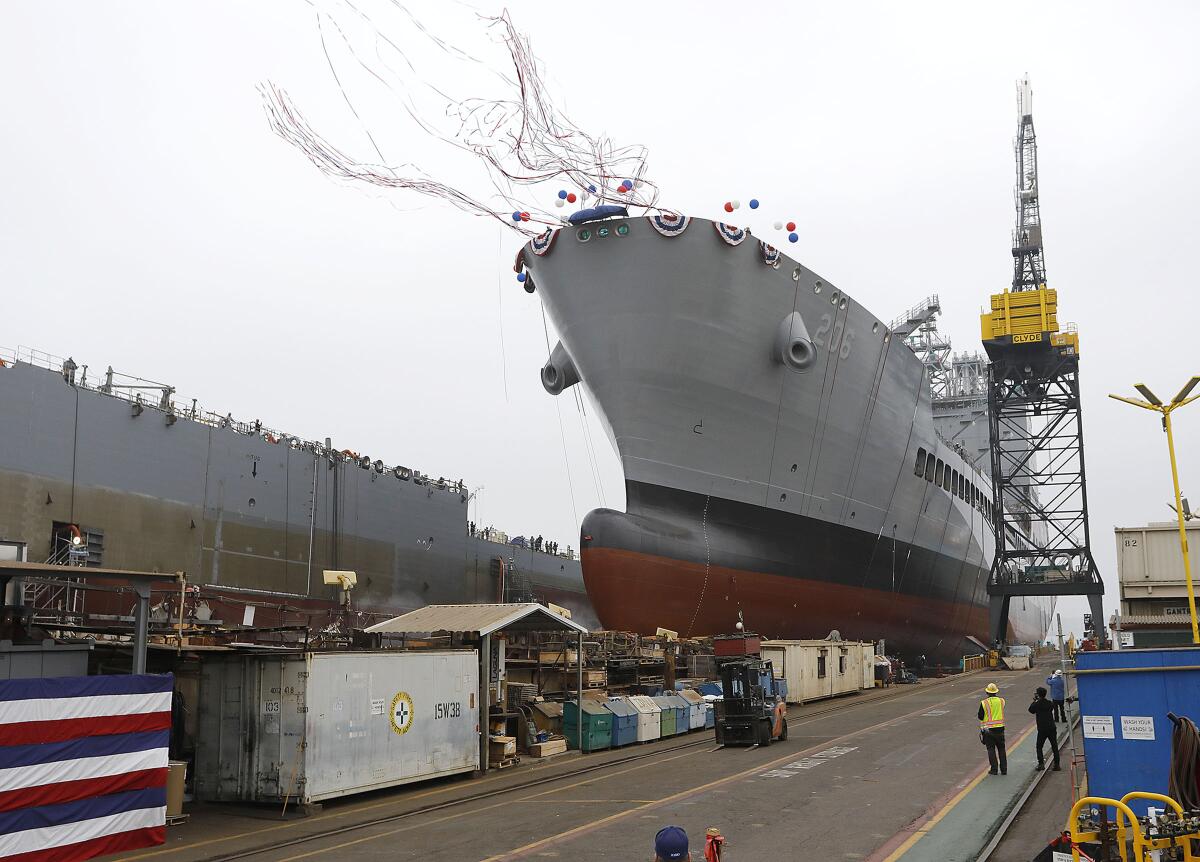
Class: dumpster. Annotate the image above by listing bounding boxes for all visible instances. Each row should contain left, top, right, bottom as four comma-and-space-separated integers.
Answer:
627, 695, 661, 742
602, 697, 639, 748
662, 693, 691, 733
652, 695, 680, 736
1075, 646, 1200, 815
564, 699, 613, 753
677, 689, 707, 730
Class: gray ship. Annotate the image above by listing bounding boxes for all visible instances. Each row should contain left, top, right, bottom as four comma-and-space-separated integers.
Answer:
0, 350, 590, 627
520, 214, 1052, 660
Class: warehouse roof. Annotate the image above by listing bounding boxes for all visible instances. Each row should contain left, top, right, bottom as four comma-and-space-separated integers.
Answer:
365, 603, 587, 637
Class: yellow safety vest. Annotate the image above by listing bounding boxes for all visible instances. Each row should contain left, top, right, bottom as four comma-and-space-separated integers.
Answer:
980, 696, 1005, 729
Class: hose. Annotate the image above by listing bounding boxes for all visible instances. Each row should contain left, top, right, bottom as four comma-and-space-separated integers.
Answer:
1168, 714, 1200, 810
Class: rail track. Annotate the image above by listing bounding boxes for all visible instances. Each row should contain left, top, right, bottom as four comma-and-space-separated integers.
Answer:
181, 676, 969, 862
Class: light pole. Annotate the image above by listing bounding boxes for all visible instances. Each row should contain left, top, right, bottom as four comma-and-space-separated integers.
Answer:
468, 486, 484, 531
1110, 376, 1200, 644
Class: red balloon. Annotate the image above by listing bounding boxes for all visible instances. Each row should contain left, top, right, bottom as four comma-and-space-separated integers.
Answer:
723, 202, 734, 213
566, 193, 577, 203
786, 221, 796, 231
521, 211, 530, 221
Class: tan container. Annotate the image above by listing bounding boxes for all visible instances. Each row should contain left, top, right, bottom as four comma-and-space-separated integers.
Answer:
166, 760, 187, 817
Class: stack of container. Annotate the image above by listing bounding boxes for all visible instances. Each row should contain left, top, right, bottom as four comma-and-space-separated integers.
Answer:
602, 697, 639, 748
564, 699, 613, 753
627, 695, 661, 742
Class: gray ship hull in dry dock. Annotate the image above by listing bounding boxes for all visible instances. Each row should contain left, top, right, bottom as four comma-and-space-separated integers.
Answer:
520, 214, 1052, 660
0, 355, 589, 625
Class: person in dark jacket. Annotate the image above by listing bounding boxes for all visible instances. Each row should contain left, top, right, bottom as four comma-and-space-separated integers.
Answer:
1029, 686, 1061, 771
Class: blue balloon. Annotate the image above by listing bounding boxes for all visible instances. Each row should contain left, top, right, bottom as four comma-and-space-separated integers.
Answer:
516, 272, 527, 282
788, 232, 799, 243
624, 179, 634, 188
588, 184, 597, 193
557, 190, 567, 199
749, 199, 760, 209
511, 211, 522, 222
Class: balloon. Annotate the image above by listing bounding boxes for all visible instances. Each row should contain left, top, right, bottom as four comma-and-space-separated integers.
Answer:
511, 211, 522, 222
773, 221, 783, 230
554, 198, 565, 208
567, 193, 577, 203
588, 184, 597, 193
749, 199, 760, 209
516, 272, 527, 282
788, 232, 799, 243
723, 202, 734, 213
732, 199, 741, 209
557, 190, 567, 200
520, 211, 530, 221
786, 221, 796, 231
625, 179, 635, 188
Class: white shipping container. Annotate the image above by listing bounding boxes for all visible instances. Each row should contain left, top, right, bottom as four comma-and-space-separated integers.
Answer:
761, 640, 875, 705
1117, 523, 1200, 600
196, 650, 478, 804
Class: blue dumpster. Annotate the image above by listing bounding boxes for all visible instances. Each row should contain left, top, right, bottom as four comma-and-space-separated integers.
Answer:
602, 697, 639, 748
1075, 646, 1200, 815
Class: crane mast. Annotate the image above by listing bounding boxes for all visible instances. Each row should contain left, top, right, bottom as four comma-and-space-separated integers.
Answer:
981, 78, 1105, 648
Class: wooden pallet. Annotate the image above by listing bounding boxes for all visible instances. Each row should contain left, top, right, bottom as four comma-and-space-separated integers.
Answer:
492, 756, 521, 770
166, 813, 190, 826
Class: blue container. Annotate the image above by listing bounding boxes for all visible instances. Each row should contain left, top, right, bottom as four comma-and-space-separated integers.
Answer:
661, 694, 690, 734
602, 697, 639, 748
1075, 646, 1200, 815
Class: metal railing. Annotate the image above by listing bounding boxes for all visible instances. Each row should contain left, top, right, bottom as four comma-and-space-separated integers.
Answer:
0, 345, 466, 495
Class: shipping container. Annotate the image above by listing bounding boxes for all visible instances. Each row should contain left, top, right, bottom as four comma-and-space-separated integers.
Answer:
1117, 523, 1200, 601
760, 640, 875, 704
195, 650, 478, 804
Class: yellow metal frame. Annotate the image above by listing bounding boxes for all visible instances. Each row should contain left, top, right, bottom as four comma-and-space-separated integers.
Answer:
1067, 796, 1144, 861
1119, 792, 1199, 861
1109, 378, 1200, 645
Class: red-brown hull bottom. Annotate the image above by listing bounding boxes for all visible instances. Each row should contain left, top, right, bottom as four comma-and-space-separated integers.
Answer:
582, 546, 997, 660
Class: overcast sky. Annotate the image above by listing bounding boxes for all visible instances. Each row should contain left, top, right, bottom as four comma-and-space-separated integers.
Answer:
4, 2, 1197, 640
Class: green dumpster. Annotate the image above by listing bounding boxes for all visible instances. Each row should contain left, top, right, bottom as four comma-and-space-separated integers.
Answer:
651, 695, 678, 736
564, 699, 614, 752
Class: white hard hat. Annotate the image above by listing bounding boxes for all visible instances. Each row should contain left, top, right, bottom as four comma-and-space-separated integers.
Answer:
1054, 669, 1062, 676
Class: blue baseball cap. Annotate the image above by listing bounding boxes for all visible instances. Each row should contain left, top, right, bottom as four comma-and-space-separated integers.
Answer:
655, 826, 689, 860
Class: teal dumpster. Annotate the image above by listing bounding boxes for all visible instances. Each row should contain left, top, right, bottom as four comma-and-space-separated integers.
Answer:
564, 699, 613, 752
651, 695, 678, 736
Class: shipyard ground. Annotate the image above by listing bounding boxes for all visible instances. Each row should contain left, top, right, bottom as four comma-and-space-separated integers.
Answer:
105, 668, 1078, 862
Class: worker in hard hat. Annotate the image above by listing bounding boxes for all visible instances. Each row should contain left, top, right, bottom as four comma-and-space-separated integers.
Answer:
1046, 669, 1067, 723
977, 682, 1007, 775
654, 826, 690, 861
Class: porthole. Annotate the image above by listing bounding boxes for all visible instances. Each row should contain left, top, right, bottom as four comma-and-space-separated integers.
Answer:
790, 463, 798, 472
597, 226, 610, 238
792, 267, 801, 282
576, 228, 592, 242
616, 224, 630, 236
813, 283, 822, 294
872, 322, 879, 333
780, 493, 788, 503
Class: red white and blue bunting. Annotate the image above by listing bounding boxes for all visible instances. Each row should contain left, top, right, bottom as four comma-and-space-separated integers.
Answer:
760, 241, 781, 267
530, 229, 558, 256
713, 222, 748, 246
646, 213, 691, 237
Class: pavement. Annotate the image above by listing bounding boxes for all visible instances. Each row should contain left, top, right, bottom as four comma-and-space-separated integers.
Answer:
100, 668, 1067, 862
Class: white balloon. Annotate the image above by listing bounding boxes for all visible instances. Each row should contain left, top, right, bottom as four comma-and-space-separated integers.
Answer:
732, 199, 741, 209
735, 620, 744, 631
773, 221, 783, 230
554, 198, 565, 208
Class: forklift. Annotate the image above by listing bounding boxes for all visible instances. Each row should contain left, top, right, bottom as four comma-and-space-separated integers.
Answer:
715, 658, 787, 746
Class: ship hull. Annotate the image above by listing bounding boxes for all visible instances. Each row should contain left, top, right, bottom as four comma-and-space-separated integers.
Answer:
521, 215, 1052, 659
582, 482, 1046, 656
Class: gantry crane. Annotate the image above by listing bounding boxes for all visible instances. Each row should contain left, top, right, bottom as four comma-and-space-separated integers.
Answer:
982, 78, 1105, 647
